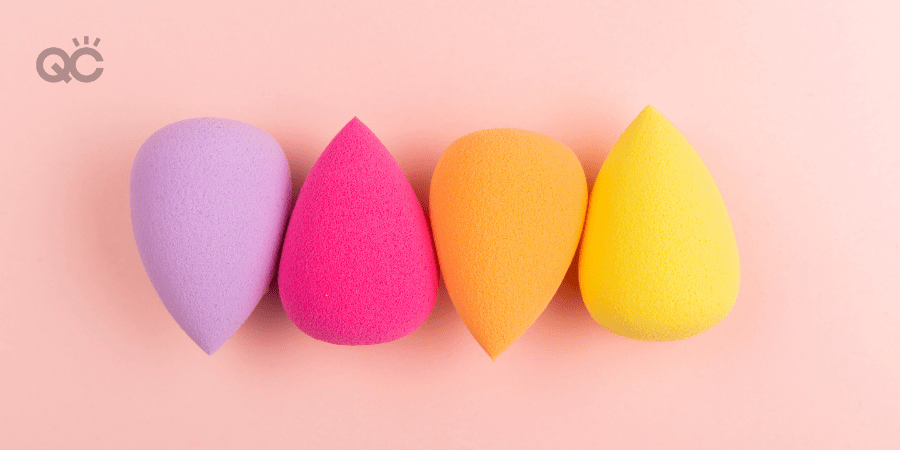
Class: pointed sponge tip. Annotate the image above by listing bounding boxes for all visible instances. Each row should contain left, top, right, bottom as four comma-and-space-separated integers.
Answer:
430, 129, 588, 359
579, 106, 740, 340
278, 118, 438, 345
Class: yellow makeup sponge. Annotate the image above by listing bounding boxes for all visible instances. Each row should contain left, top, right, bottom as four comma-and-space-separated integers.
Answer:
579, 106, 740, 340
430, 129, 588, 359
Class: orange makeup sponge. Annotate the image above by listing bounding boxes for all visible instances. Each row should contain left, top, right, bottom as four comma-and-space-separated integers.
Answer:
430, 129, 588, 359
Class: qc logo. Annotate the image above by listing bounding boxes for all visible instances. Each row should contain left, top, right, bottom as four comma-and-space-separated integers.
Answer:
37, 36, 103, 83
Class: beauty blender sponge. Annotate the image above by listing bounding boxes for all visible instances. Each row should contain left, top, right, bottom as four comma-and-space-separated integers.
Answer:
579, 106, 740, 341
130, 117, 291, 355
278, 118, 438, 345
430, 129, 588, 359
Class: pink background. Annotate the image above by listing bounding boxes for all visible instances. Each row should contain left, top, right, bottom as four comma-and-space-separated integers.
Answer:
1, 0, 898, 448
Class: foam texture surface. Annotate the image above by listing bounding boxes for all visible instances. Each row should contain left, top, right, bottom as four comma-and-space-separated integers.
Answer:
278, 118, 438, 345
130, 117, 292, 354
430, 129, 587, 359
579, 106, 740, 340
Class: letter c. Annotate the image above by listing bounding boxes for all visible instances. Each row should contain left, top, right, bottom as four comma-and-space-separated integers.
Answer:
70, 47, 104, 83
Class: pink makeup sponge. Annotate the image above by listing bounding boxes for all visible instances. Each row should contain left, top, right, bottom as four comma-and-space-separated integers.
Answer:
130, 117, 291, 355
278, 117, 438, 345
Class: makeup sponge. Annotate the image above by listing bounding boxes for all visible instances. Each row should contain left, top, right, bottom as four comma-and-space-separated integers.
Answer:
579, 106, 740, 340
278, 118, 438, 345
430, 129, 588, 359
130, 117, 292, 354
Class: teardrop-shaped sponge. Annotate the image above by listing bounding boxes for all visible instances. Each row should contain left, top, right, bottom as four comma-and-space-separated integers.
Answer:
579, 106, 740, 340
430, 129, 588, 359
278, 118, 438, 345
130, 117, 292, 355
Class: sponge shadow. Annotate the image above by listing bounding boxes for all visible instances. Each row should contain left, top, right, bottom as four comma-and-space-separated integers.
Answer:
513, 110, 619, 355
227, 132, 321, 361
522, 249, 607, 358
76, 121, 179, 349
368, 136, 471, 360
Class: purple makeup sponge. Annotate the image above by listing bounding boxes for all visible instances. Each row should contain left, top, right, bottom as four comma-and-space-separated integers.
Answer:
278, 117, 438, 345
130, 118, 291, 355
